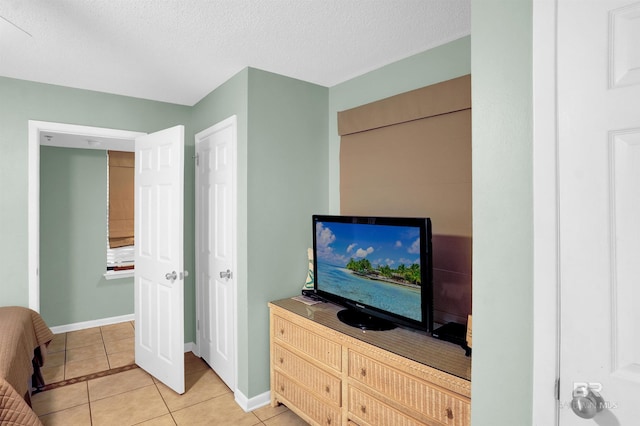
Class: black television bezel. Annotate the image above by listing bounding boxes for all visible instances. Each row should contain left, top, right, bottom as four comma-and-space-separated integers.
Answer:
312, 214, 433, 332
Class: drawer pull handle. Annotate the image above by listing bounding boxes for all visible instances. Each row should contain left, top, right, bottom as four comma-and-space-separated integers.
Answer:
360, 405, 367, 414
325, 385, 330, 393
280, 385, 285, 392
326, 417, 331, 425
279, 357, 284, 364
280, 328, 284, 335
360, 367, 367, 377
446, 408, 454, 419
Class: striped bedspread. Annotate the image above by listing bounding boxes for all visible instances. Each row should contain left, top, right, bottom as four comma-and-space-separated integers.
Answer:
0, 306, 54, 425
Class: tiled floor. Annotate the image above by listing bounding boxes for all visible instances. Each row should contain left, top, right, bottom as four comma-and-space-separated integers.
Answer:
34, 323, 307, 425
41, 322, 135, 384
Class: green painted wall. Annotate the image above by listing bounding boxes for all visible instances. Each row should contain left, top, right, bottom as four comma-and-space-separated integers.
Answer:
246, 68, 328, 397
327, 36, 471, 212
191, 68, 251, 395
40, 147, 134, 325
471, 0, 534, 424
190, 68, 328, 399
0, 77, 193, 336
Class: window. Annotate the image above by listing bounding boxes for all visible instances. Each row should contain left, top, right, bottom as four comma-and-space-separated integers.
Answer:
105, 150, 134, 278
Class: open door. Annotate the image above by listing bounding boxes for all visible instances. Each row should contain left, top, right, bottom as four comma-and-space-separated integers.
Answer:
558, 0, 640, 423
134, 125, 185, 394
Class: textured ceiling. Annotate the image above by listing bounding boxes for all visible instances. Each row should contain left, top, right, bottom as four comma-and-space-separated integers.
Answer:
0, 0, 470, 106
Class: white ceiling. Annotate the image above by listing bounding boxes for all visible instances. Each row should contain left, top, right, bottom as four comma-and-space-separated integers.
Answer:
0, 0, 470, 106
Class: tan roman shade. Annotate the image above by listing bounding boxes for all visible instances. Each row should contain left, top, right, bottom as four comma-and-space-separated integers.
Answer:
338, 74, 472, 237
339, 75, 472, 324
108, 151, 134, 248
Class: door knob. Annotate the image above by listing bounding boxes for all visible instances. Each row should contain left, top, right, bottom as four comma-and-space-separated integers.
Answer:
571, 385, 605, 419
165, 271, 177, 282
219, 269, 232, 279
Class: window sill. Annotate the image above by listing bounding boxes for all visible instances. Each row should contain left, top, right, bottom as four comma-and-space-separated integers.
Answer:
104, 270, 134, 280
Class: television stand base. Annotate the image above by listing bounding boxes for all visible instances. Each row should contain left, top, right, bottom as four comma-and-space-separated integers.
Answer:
337, 309, 397, 331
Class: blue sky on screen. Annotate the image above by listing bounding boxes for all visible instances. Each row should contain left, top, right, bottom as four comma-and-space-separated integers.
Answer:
316, 221, 420, 268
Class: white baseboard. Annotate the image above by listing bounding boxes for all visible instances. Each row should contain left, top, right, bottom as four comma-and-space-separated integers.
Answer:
235, 389, 271, 412
49, 313, 134, 334
190, 342, 200, 357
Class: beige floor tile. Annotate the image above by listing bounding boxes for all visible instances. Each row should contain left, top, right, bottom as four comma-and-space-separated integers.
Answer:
91, 385, 169, 426
67, 327, 101, 339
39, 403, 91, 426
107, 349, 135, 368
264, 410, 309, 426
45, 351, 65, 368
66, 342, 106, 362
67, 327, 100, 338
101, 321, 134, 332
31, 382, 88, 416
263, 410, 309, 426
101, 323, 134, 342
104, 336, 134, 354
253, 403, 290, 421
134, 414, 177, 425
184, 352, 209, 376
156, 368, 230, 412
65, 354, 110, 379
89, 367, 154, 401
41, 364, 65, 384
47, 334, 66, 353
172, 393, 262, 426
66, 329, 103, 349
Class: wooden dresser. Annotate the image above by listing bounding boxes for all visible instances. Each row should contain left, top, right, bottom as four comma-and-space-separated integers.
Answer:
269, 298, 471, 426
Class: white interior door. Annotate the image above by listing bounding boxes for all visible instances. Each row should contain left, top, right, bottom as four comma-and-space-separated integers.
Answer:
195, 116, 237, 390
558, 1, 640, 423
134, 125, 185, 394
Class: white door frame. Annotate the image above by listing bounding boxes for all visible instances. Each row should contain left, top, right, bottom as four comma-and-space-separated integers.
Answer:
194, 115, 238, 392
27, 120, 144, 312
532, 0, 561, 424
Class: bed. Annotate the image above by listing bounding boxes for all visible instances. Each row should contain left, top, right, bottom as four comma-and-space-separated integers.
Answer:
0, 306, 54, 426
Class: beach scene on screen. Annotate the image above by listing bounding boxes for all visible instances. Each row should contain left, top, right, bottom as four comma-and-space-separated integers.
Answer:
315, 221, 422, 322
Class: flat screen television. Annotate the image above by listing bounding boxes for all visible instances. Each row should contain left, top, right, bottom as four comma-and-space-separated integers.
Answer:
312, 215, 433, 332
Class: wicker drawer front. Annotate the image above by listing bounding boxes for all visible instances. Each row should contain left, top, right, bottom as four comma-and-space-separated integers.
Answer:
273, 315, 341, 371
348, 386, 432, 426
273, 344, 341, 405
349, 351, 469, 426
274, 372, 342, 426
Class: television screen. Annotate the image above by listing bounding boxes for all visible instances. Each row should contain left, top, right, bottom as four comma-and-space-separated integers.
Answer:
312, 215, 432, 331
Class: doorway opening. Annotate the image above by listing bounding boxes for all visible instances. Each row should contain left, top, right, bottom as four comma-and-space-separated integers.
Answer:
27, 120, 144, 312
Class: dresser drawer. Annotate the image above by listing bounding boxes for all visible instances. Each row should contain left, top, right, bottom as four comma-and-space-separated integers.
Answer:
348, 386, 434, 426
274, 372, 342, 426
273, 344, 341, 405
273, 315, 342, 371
348, 350, 470, 426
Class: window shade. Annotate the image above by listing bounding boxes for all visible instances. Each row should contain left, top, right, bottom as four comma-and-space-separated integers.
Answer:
337, 74, 471, 137
338, 74, 472, 237
340, 109, 472, 236
108, 151, 134, 248
338, 75, 472, 325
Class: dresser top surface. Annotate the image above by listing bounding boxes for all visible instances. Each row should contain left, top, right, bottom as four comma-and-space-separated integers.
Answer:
270, 298, 471, 381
